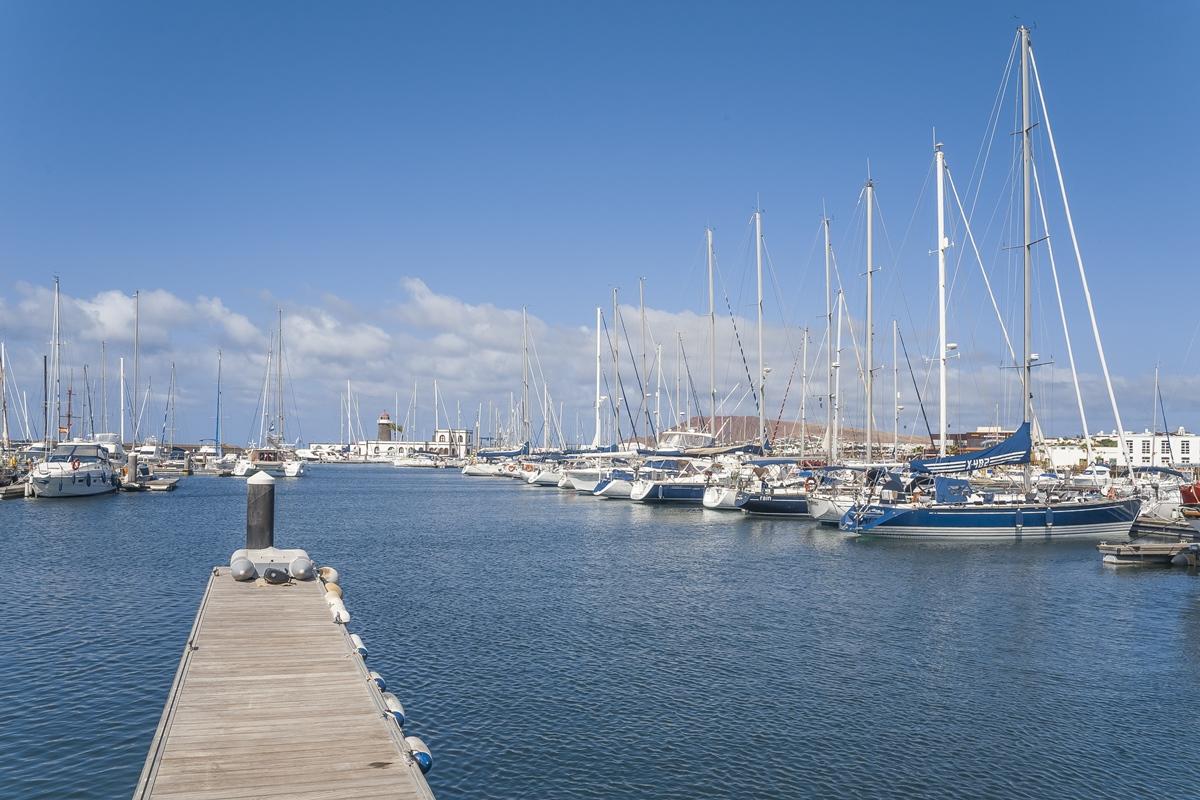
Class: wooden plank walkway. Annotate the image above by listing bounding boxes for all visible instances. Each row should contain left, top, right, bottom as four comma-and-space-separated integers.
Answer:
134, 567, 436, 800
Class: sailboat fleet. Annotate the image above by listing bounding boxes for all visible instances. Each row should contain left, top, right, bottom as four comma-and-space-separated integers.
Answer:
1, 27, 1190, 545
457, 28, 1184, 543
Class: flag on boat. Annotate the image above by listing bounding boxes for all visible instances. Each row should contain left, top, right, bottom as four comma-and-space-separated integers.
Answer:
909, 422, 1031, 474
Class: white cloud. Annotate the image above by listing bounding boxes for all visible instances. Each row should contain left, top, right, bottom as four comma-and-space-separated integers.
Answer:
0, 277, 1183, 446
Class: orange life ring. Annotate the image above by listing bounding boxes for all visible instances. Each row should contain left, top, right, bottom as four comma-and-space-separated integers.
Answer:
70, 458, 81, 471
1106, 486, 1116, 500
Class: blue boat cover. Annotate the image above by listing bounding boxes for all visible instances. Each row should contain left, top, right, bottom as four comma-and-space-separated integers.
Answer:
909, 423, 1031, 474
934, 476, 972, 503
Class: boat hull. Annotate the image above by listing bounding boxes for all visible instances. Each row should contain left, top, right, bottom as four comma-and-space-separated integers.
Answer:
30, 468, 117, 498
841, 498, 1141, 540
807, 496, 853, 525
702, 485, 742, 510
630, 480, 705, 503
593, 477, 633, 499
740, 495, 810, 517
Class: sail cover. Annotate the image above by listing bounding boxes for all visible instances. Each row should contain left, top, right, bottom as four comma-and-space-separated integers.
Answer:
477, 442, 530, 458
909, 423, 1031, 474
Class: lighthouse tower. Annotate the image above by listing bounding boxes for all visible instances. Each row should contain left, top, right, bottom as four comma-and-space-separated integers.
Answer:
377, 411, 393, 442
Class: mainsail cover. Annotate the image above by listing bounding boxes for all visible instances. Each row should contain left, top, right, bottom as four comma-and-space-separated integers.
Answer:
909, 423, 1031, 474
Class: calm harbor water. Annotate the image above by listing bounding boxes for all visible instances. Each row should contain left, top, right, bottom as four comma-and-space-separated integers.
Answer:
2, 466, 1198, 799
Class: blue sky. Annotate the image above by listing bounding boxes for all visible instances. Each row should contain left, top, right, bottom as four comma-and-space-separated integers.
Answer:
0, 2, 1195, 444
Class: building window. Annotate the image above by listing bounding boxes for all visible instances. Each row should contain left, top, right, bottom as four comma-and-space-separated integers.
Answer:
1161, 440, 1171, 455
1183, 441, 1191, 455
1142, 456, 1151, 463
1141, 440, 1151, 454
1126, 440, 1133, 454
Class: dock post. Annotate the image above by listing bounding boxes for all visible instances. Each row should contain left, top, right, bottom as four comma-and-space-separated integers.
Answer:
245, 471, 275, 549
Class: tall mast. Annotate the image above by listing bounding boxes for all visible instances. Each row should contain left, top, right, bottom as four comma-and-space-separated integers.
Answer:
893, 319, 900, 459
639, 277, 647, 396
132, 290, 139, 443
706, 226, 717, 437
936, 144, 949, 457
865, 176, 875, 464
214, 350, 223, 457
800, 327, 808, 459
42, 356, 48, 447
824, 214, 835, 461
542, 383, 549, 450
277, 309, 285, 442
755, 208, 765, 449
119, 357, 125, 445
521, 307, 530, 444
611, 289, 621, 443
51, 278, 61, 445
434, 379, 440, 432
100, 341, 108, 432
0, 342, 7, 450
592, 306, 602, 448
833, 291, 844, 457
1020, 24, 1034, 492
655, 344, 663, 433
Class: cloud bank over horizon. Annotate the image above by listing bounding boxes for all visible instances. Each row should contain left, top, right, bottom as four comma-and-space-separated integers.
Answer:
0, 277, 1181, 447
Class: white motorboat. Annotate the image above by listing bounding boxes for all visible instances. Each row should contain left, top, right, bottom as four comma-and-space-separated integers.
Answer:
233, 448, 305, 478
30, 442, 118, 498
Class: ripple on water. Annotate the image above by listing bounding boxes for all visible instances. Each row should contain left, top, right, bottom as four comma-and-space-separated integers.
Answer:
1, 467, 1198, 798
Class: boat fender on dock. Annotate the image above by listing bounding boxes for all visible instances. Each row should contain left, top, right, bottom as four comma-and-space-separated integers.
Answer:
262, 565, 290, 584
350, 633, 368, 657
230, 557, 256, 582
405, 736, 432, 774
328, 600, 350, 624
382, 692, 406, 726
318, 566, 340, 584
368, 671, 387, 691
323, 581, 343, 598
289, 557, 314, 580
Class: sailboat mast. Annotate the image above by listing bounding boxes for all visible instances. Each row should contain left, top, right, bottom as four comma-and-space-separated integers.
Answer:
936, 144, 949, 457
133, 290, 139, 443
893, 319, 899, 459
639, 277, 647, 395
834, 291, 843, 457
800, 327, 808, 459
611, 289, 621, 443
100, 341, 108, 432
707, 227, 717, 437
655, 343, 663, 433
592, 306, 602, 448
0, 342, 7, 450
865, 176, 875, 464
119, 357, 125, 445
522, 306, 530, 444
824, 214, 835, 461
1020, 24, 1034, 492
277, 309, 285, 442
215, 350, 223, 457
52, 278, 61, 445
755, 208, 765, 449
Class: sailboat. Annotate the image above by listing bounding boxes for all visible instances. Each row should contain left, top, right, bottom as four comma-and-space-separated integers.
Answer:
29, 280, 118, 497
234, 312, 305, 478
841, 27, 1139, 539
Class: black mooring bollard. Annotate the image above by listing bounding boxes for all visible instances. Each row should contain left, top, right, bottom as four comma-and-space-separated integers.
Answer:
246, 470, 276, 549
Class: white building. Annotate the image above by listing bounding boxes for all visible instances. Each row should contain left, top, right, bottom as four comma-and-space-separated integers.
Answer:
1091, 428, 1200, 468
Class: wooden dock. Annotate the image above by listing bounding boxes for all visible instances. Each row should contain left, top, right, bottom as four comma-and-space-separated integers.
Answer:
1098, 540, 1200, 567
133, 565, 436, 800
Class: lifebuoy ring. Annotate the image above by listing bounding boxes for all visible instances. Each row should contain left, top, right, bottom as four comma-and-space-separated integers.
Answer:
70, 458, 81, 471
1106, 486, 1116, 500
